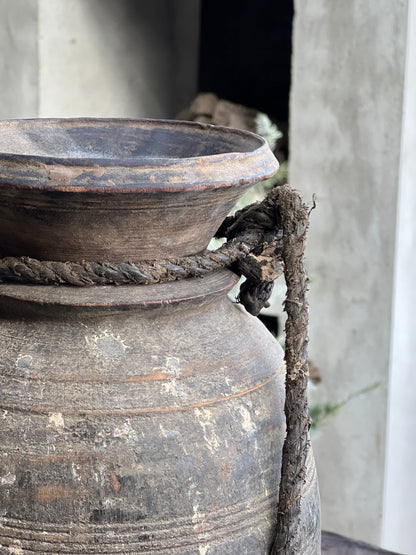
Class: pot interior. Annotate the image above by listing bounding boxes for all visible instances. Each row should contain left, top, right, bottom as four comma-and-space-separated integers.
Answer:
0, 118, 263, 163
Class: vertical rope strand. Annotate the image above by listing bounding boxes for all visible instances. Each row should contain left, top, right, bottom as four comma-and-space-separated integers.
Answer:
271, 185, 314, 554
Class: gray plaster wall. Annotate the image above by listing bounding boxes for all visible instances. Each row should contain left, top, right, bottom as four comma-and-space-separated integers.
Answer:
38, 0, 169, 118
290, 0, 408, 545
382, 2, 416, 553
0, 0, 200, 120
0, 0, 38, 118
38, 0, 199, 119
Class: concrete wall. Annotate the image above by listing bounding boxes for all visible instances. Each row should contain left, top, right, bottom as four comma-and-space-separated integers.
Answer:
382, 2, 416, 553
0, 0, 38, 118
290, 0, 409, 547
0, 0, 200, 120
38, 0, 174, 118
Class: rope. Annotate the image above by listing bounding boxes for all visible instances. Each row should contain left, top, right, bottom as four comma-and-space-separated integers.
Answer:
271, 185, 313, 554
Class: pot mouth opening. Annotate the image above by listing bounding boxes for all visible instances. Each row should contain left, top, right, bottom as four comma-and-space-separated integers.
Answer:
0, 118, 266, 166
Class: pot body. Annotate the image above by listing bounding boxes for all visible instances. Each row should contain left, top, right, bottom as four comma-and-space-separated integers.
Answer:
0, 271, 319, 554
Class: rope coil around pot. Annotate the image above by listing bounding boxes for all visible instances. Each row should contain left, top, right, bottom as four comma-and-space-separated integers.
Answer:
0, 184, 313, 554
0, 188, 285, 316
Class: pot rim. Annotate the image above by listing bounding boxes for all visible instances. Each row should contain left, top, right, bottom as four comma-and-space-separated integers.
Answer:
0, 117, 278, 193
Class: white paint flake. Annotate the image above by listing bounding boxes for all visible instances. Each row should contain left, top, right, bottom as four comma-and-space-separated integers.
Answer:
85, 328, 129, 358
238, 405, 256, 436
113, 419, 138, 442
6, 540, 23, 554
0, 473, 16, 486
195, 408, 220, 453
48, 412, 64, 429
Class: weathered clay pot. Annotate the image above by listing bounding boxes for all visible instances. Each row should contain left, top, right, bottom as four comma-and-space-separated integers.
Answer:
0, 119, 320, 554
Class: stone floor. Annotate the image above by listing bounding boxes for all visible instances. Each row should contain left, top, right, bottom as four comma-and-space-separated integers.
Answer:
322, 532, 402, 554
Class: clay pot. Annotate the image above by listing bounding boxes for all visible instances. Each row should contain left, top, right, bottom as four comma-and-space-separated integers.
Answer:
0, 119, 320, 554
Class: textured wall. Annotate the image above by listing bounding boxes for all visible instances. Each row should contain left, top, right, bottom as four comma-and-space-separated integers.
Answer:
290, 0, 408, 545
383, 2, 416, 553
38, 0, 174, 118
0, 0, 200, 120
0, 0, 38, 118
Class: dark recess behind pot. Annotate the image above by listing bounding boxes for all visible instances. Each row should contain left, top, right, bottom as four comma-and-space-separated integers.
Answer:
198, 0, 294, 123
